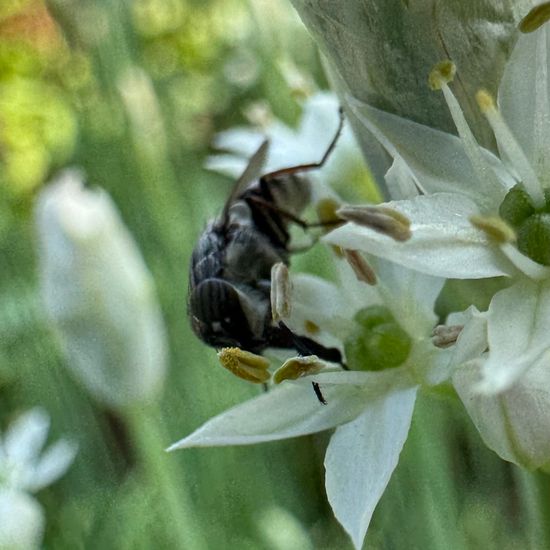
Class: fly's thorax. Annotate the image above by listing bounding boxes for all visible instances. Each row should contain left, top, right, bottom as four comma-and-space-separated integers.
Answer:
265, 173, 311, 218
224, 223, 288, 283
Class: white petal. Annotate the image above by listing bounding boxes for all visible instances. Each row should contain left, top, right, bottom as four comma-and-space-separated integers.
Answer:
324, 386, 417, 550
0, 489, 44, 549
286, 272, 375, 343
384, 157, 419, 200
324, 193, 512, 279
168, 381, 377, 450
369, 257, 444, 338
204, 154, 248, 179
499, 25, 550, 186
5, 409, 49, 468
23, 440, 78, 493
480, 279, 550, 392
348, 97, 511, 208
455, 360, 550, 470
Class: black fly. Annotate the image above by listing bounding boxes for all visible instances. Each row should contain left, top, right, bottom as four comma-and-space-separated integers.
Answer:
188, 110, 345, 378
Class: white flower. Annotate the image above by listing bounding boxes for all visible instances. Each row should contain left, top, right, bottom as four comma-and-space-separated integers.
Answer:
206, 92, 377, 204
0, 408, 77, 549
323, 15, 550, 469
35, 169, 168, 408
170, 256, 448, 549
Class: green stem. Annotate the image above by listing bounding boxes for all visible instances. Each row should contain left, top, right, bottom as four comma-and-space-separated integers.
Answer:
516, 468, 550, 550
125, 402, 207, 550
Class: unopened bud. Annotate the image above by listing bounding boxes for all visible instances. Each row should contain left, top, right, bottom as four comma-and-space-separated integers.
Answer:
35, 169, 167, 408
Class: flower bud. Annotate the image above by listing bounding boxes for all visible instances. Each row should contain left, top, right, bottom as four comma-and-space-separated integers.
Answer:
35, 169, 167, 408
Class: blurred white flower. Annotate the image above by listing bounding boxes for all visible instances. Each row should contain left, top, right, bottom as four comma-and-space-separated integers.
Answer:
206, 92, 377, 204
35, 169, 168, 408
0, 489, 44, 550
0, 408, 77, 549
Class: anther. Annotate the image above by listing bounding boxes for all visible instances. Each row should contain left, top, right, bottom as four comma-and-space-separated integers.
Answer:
337, 205, 411, 241
218, 347, 271, 383
273, 355, 325, 384
343, 249, 377, 285
470, 215, 516, 244
519, 2, 550, 33
428, 60, 456, 90
270, 262, 292, 321
432, 324, 463, 348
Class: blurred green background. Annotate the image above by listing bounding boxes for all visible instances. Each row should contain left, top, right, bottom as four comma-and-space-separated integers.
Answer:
0, 0, 547, 548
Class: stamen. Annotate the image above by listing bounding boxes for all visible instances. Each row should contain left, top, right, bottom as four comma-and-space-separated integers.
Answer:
270, 262, 291, 321
519, 2, 550, 33
429, 62, 504, 204
428, 60, 456, 90
476, 90, 546, 208
218, 347, 271, 383
469, 215, 516, 244
500, 242, 550, 281
342, 249, 377, 285
432, 324, 463, 348
273, 355, 325, 384
317, 197, 344, 230
337, 205, 411, 241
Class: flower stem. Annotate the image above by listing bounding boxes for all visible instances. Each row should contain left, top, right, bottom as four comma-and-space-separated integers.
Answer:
516, 468, 550, 549
125, 403, 207, 550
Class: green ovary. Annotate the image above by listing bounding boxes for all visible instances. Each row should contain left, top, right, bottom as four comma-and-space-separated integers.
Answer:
344, 306, 412, 372
499, 183, 550, 265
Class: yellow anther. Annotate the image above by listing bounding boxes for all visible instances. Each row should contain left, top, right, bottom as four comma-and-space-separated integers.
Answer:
475, 89, 496, 115
218, 347, 271, 383
470, 215, 516, 244
519, 2, 550, 33
428, 60, 456, 91
317, 197, 343, 226
273, 355, 325, 384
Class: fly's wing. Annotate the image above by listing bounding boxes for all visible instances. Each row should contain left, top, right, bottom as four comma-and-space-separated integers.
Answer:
221, 140, 269, 224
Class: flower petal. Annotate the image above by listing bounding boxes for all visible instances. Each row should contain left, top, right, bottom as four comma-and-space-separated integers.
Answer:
455, 359, 550, 470
0, 489, 44, 550
479, 279, 550, 392
348, 97, 511, 208
168, 380, 382, 450
4, 409, 49, 468
369, 257, 444, 338
499, 25, 550, 185
325, 193, 512, 279
23, 440, 78, 493
324, 386, 417, 550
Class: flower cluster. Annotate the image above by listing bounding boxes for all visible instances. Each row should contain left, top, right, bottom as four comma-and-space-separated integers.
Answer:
172, 7, 550, 549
